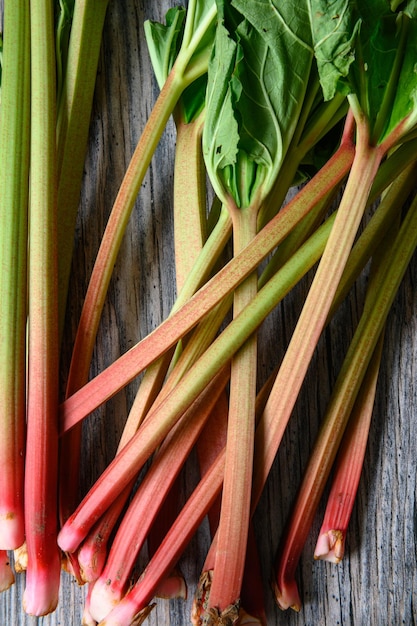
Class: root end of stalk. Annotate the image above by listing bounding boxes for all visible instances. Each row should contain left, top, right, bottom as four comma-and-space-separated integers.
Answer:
130, 603, 156, 625
78, 543, 108, 583
314, 530, 345, 563
13, 541, 28, 573
89, 577, 121, 623
23, 580, 59, 617
154, 568, 187, 599
272, 578, 301, 613
192, 570, 240, 624
23, 549, 61, 616
238, 608, 265, 625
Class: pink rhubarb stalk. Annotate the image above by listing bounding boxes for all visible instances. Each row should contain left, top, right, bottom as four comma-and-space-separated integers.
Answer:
88, 367, 229, 622
23, 0, 61, 614
57, 196, 338, 556
0, 0, 30, 551
59, 138, 354, 435
98, 450, 226, 626
314, 333, 385, 563
206, 200, 259, 619
272, 181, 417, 611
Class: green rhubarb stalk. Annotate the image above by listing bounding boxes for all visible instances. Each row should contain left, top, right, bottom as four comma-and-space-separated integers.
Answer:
59, 139, 354, 435
314, 332, 385, 563
61, 0, 216, 577
23, 0, 61, 615
173, 108, 207, 293
273, 190, 417, 610
56, 0, 110, 335
56, 0, 110, 582
0, 0, 30, 551
56, 200, 339, 555
65, 0, 216, 406
207, 200, 258, 619
88, 367, 229, 623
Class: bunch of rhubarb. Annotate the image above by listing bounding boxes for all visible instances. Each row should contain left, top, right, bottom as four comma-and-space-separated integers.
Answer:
1, 0, 417, 624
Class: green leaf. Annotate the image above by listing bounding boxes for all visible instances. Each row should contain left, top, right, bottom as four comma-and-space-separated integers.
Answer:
204, 0, 314, 209
309, 0, 417, 143
391, 0, 417, 17
383, 16, 417, 138
55, 0, 75, 104
180, 73, 208, 123
203, 6, 240, 199
144, 7, 186, 89
308, 0, 360, 101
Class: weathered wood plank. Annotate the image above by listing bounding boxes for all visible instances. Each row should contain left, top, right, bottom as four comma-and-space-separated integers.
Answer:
0, 1, 416, 625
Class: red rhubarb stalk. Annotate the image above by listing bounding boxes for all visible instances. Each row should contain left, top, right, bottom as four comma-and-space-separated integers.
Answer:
0, 0, 30, 551
98, 450, 226, 626
314, 333, 385, 563
88, 367, 229, 622
57, 197, 341, 555
23, 0, 61, 614
273, 186, 417, 610
59, 139, 354, 435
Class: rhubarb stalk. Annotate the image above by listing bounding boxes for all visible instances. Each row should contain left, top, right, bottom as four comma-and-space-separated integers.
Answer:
0, 0, 29, 552
23, 0, 61, 614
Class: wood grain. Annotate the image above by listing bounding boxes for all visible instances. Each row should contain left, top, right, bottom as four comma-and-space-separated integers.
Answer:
0, 1, 416, 624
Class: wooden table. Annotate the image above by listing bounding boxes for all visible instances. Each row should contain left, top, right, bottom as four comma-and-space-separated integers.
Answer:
1, 1, 416, 624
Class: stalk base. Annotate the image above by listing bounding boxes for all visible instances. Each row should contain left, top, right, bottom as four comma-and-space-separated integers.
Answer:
23, 562, 60, 616
314, 529, 345, 563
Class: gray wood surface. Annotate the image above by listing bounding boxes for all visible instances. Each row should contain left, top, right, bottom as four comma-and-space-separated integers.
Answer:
1, 1, 416, 624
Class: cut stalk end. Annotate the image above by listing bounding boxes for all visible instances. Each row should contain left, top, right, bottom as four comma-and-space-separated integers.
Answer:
89, 577, 120, 622
154, 569, 187, 599
98, 602, 156, 626
272, 576, 301, 612
23, 559, 61, 616
314, 529, 345, 563
192, 569, 240, 624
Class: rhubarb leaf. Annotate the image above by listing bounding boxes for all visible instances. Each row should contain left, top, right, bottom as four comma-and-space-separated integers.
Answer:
391, 0, 417, 16
309, 0, 417, 143
145, 6, 208, 124
308, 0, 360, 101
204, 0, 314, 208
182, 0, 218, 58
55, 0, 75, 104
180, 74, 208, 123
144, 7, 186, 89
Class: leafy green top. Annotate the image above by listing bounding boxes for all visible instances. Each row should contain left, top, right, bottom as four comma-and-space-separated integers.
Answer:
203, 0, 314, 210
309, 0, 417, 143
